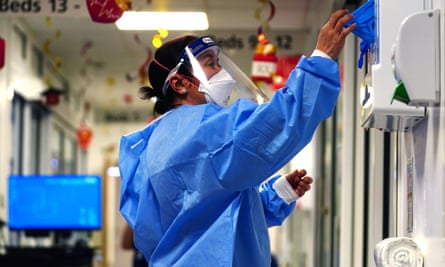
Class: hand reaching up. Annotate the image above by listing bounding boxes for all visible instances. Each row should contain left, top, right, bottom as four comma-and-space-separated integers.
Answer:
316, 9, 357, 60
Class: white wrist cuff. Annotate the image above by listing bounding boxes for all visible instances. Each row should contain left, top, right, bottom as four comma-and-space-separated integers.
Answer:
272, 176, 299, 204
311, 49, 332, 60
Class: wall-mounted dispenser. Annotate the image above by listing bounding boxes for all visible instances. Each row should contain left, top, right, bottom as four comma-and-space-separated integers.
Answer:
360, 0, 427, 131
392, 9, 441, 106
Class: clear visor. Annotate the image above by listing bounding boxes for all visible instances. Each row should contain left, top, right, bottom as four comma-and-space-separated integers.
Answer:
162, 38, 269, 106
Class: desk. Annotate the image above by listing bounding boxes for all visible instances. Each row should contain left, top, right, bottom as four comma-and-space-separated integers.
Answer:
0, 246, 95, 267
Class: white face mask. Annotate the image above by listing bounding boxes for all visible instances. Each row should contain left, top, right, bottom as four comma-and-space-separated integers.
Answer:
199, 68, 236, 106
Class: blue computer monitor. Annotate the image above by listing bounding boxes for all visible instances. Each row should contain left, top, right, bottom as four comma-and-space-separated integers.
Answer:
8, 174, 102, 231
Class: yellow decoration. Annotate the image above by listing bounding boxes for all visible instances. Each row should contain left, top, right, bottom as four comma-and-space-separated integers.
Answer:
106, 77, 116, 87
152, 34, 162, 48
54, 29, 61, 39
257, 33, 266, 44
115, 0, 132, 11
45, 17, 52, 27
254, 7, 263, 20
45, 74, 52, 87
152, 29, 168, 48
53, 56, 62, 71
43, 39, 52, 54
158, 29, 168, 38
42, 16, 63, 72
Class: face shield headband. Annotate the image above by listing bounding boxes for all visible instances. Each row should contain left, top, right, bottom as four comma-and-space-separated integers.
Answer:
162, 36, 269, 106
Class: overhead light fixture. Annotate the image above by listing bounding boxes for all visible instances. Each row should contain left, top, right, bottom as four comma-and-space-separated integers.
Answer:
115, 11, 209, 30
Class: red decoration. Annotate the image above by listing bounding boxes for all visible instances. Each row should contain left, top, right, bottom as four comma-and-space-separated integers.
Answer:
86, 0, 124, 23
271, 55, 301, 90
251, 43, 277, 84
123, 93, 133, 104
252, 0, 277, 84
0, 37, 5, 69
41, 88, 64, 106
77, 121, 93, 150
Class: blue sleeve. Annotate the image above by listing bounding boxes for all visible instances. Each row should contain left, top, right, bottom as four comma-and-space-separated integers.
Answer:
259, 176, 295, 227
209, 56, 341, 190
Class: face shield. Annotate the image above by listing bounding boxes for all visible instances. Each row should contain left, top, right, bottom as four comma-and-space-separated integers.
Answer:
162, 36, 269, 106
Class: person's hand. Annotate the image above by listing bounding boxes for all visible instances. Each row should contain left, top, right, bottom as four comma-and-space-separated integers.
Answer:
315, 9, 357, 60
285, 169, 313, 197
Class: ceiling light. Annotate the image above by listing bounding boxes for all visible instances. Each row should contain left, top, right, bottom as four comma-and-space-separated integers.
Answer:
115, 11, 209, 31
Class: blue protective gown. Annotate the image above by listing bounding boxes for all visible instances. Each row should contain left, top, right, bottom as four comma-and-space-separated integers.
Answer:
119, 55, 341, 267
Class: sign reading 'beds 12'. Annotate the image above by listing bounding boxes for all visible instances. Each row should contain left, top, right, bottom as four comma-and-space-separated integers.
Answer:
0, 0, 87, 16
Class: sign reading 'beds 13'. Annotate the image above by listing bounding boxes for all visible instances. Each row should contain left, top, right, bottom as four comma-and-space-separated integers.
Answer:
0, 0, 85, 15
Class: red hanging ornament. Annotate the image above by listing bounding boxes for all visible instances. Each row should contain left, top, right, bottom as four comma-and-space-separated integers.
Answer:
77, 121, 93, 150
123, 93, 133, 104
0, 37, 5, 69
251, 43, 277, 84
251, 0, 277, 84
86, 0, 125, 23
41, 88, 64, 106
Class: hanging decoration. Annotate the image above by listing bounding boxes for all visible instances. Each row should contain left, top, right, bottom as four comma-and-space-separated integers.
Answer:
254, 0, 276, 45
0, 37, 5, 69
42, 17, 63, 76
77, 101, 93, 150
115, 0, 132, 11
77, 120, 93, 150
251, 0, 278, 85
123, 93, 133, 105
106, 77, 116, 88
86, 0, 132, 23
152, 29, 168, 48
124, 35, 142, 82
78, 41, 105, 99
83, 101, 92, 117
105, 77, 118, 107
125, 34, 154, 86
79, 41, 94, 98
251, 43, 277, 84
80, 40, 93, 57
41, 87, 64, 106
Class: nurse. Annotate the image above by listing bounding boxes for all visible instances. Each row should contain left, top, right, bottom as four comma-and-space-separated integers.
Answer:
119, 9, 356, 267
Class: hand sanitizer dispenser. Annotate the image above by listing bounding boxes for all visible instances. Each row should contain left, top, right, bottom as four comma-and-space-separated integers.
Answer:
360, 0, 427, 131
392, 9, 440, 106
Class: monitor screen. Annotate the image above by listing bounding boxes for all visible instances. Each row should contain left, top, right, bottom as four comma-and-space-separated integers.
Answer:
8, 174, 102, 230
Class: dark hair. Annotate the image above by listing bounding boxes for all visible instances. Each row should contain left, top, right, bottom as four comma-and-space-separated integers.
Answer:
139, 35, 198, 114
